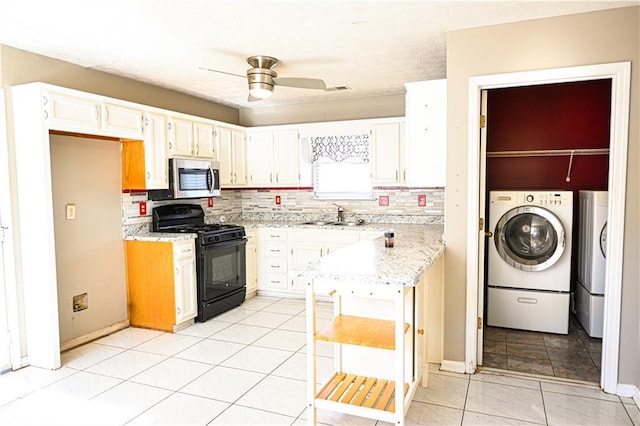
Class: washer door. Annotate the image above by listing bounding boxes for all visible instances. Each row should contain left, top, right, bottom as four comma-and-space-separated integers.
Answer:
495, 206, 566, 272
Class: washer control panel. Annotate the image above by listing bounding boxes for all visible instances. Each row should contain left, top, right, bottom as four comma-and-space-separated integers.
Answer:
524, 192, 572, 206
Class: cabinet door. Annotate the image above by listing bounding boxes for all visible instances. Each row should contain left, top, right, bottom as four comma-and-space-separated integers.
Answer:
371, 121, 403, 185
168, 117, 194, 157
246, 230, 258, 296
289, 243, 323, 292
231, 129, 248, 186
194, 121, 216, 159
44, 93, 100, 132
217, 126, 234, 186
273, 129, 300, 185
247, 131, 275, 186
143, 112, 168, 189
405, 79, 446, 187
102, 103, 143, 138
174, 242, 197, 324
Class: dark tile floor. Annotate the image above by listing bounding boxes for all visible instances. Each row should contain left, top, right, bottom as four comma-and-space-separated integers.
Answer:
482, 314, 602, 382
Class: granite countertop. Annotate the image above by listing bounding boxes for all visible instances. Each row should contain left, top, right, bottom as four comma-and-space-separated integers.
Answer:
124, 232, 197, 242
297, 223, 445, 287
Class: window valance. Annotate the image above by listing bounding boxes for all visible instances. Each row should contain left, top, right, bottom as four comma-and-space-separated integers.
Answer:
310, 133, 370, 163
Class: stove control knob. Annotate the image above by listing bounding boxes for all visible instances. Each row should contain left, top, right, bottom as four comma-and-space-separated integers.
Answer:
526, 194, 534, 203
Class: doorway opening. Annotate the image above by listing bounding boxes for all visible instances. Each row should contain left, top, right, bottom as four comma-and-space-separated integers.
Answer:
465, 62, 631, 394
480, 80, 610, 382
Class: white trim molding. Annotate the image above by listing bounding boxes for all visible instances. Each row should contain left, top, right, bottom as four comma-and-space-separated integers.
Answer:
465, 62, 631, 395
440, 360, 467, 375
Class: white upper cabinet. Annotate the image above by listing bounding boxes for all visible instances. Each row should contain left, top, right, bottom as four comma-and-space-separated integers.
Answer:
43, 92, 101, 132
217, 125, 247, 187
247, 131, 274, 185
404, 79, 447, 187
370, 120, 405, 185
273, 129, 301, 185
102, 103, 143, 138
247, 128, 300, 187
143, 112, 168, 189
193, 120, 216, 160
167, 116, 194, 157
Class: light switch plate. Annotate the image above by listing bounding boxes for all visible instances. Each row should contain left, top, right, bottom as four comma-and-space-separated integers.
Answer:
65, 204, 76, 220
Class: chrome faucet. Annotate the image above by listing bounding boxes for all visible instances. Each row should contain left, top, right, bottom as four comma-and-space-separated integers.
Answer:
333, 203, 344, 222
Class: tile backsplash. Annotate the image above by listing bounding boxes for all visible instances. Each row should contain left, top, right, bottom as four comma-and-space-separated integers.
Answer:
122, 188, 444, 236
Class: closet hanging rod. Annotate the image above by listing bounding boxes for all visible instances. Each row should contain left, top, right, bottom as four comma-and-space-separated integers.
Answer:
486, 148, 610, 158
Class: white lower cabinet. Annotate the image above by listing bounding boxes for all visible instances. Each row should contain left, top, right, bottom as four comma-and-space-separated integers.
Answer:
173, 241, 197, 324
289, 230, 361, 294
246, 229, 258, 297
258, 228, 289, 293
256, 227, 384, 297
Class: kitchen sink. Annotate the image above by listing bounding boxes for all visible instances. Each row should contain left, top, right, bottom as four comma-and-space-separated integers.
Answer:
299, 220, 363, 226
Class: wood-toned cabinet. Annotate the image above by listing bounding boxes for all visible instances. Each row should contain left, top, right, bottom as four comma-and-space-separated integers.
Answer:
217, 125, 247, 187
121, 112, 168, 190
125, 239, 197, 332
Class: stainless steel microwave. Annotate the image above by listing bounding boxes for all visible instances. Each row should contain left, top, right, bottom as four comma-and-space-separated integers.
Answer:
148, 158, 221, 200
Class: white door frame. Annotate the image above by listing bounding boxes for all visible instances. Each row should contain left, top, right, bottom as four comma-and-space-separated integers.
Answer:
0, 89, 22, 371
465, 62, 631, 395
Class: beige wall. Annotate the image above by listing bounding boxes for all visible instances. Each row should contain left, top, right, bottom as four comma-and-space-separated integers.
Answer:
50, 135, 127, 343
0, 45, 239, 124
445, 6, 639, 386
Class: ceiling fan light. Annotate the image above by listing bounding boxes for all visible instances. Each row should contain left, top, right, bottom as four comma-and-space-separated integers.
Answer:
248, 82, 273, 99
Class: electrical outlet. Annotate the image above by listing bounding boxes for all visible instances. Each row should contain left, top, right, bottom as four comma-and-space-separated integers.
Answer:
379, 196, 389, 206
418, 194, 427, 206
208, 197, 214, 208
73, 293, 88, 312
275, 195, 281, 205
139, 201, 147, 216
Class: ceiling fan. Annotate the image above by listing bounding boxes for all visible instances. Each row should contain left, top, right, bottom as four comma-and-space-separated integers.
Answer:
200, 55, 331, 102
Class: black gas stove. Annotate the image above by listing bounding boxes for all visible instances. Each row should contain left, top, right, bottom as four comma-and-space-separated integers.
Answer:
152, 204, 247, 322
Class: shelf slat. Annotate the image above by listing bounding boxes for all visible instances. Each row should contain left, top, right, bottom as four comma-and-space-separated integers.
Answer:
315, 315, 410, 349
316, 373, 408, 413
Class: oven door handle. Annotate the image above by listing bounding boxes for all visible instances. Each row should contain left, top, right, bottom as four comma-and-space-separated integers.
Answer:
207, 164, 215, 194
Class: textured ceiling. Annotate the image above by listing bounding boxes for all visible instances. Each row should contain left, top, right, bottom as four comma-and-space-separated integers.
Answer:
0, 0, 636, 109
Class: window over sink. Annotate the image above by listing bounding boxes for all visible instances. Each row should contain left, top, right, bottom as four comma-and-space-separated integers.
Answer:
311, 133, 373, 200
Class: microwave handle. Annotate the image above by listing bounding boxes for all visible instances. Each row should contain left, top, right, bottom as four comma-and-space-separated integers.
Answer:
208, 164, 215, 194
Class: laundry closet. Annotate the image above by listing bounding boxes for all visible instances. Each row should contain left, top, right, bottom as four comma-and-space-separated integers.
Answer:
481, 79, 611, 382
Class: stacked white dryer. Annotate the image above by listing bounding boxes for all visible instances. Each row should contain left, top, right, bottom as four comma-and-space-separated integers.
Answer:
576, 190, 608, 338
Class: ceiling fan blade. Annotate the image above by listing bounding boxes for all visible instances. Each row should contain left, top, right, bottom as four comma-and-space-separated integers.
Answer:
198, 67, 245, 79
273, 77, 327, 90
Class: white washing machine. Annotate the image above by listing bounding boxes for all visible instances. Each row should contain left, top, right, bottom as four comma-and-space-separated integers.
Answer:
576, 190, 607, 338
487, 190, 573, 334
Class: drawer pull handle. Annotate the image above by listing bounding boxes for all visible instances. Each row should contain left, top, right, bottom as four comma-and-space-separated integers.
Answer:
270, 265, 280, 268
270, 249, 280, 253
517, 297, 538, 304
270, 235, 280, 238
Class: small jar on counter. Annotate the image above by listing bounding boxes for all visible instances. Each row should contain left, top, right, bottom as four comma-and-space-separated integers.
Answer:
384, 231, 394, 248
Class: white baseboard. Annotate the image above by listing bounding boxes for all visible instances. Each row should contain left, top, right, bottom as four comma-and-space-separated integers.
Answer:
617, 383, 640, 408
440, 360, 467, 374
59, 320, 129, 352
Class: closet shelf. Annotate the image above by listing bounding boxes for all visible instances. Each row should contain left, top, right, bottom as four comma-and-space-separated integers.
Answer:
315, 315, 410, 350
486, 148, 609, 158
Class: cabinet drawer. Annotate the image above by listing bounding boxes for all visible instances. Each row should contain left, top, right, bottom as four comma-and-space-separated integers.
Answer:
263, 242, 287, 257
264, 273, 288, 289
262, 229, 288, 241
264, 257, 287, 273
173, 241, 195, 260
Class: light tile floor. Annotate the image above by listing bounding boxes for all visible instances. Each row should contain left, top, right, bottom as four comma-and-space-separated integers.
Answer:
0, 296, 638, 425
